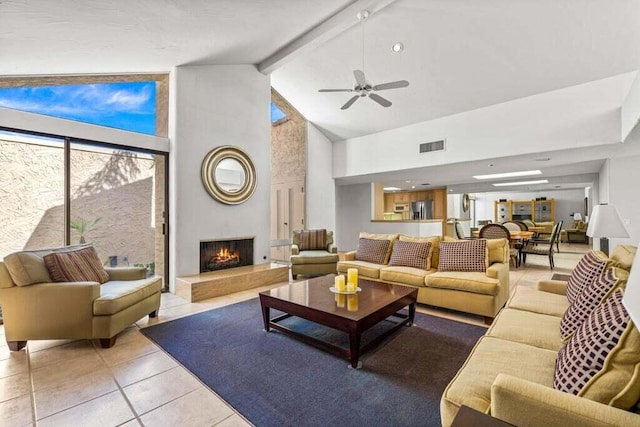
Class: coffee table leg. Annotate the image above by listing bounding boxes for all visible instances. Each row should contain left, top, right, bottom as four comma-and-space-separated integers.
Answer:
261, 304, 270, 332
348, 332, 362, 369
408, 301, 416, 326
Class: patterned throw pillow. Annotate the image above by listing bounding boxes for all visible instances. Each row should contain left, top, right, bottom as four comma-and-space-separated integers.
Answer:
298, 229, 327, 251
554, 289, 640, 408
566, 251, 609, 304
438, 239, 487, 272
43, 246, 109, 284
560, 268, 628, 341
388, 240, 432, 270
355, 238, 390, 264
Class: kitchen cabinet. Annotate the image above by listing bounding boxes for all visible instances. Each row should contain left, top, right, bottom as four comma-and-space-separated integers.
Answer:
433, 189, 446, 218
384, 194, 394, 212
393, 192, 410, 203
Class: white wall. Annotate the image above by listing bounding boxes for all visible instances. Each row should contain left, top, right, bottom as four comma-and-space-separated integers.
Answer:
474, 189, 585, 226
169, 65, 270, 289
306, 122, 335, 231
607, 154, 640, 250
333, 73, 632, 180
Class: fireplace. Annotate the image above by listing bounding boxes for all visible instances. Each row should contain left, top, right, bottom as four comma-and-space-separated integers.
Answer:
200, 238, 254, 273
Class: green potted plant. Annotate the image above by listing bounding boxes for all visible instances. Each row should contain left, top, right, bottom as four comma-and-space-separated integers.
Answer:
70, 217, 101, 244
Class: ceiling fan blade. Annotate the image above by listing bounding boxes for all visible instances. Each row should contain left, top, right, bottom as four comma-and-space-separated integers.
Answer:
372, 80, 410, 91
368, 93, 392, 107
353, 69, 366, 87
341, 95, 360, 110
318, 88, 354, 92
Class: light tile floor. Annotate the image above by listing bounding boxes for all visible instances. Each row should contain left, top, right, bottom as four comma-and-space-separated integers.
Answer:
0, 243, 590, 426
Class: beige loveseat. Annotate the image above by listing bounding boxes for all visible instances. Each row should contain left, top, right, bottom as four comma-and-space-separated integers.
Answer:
0, 245, 162, 350
337, 233, 510, 323
440, 245, 640, 426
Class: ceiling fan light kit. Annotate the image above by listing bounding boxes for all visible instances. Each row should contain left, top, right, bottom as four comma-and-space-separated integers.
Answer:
318, 10, 409, 110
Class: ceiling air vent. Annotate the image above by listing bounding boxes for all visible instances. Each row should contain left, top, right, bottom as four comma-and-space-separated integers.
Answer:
419, 139, 445, 153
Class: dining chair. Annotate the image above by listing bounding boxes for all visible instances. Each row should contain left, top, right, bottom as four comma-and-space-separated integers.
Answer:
454, 220, 474, 240
519, 221, 562, 270
479, 224, 519, 268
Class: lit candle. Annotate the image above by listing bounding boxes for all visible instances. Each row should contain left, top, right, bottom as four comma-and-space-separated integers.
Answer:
347, 294, 358, 311
346, 282, 356, 293
335, 275, 346, 292
347, 268, 358, 285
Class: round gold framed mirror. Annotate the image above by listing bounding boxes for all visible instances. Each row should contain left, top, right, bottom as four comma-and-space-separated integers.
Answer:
462, 194, 470, 212
201, 146, 257, 205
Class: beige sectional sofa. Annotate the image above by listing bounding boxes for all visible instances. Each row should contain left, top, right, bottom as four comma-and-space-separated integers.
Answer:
337, 233, 510, 323
0, 244, 162, 350
440, 244, 640, 426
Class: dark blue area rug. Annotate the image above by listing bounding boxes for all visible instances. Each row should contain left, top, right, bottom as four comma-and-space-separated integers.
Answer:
140, 298, 485, 427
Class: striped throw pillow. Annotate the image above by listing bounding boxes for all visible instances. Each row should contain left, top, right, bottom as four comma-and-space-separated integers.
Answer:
298, 229, 327, 251
560, 268, 628, 341
43, 246, 109, 284
355, 238, 390, 264
438, 239, 487, 272
388, 240, 432, 270
566, 251, 609, 304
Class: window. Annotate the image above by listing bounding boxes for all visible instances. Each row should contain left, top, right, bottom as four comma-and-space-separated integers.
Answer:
0, 82, 156, 135
270, 102, 287, 125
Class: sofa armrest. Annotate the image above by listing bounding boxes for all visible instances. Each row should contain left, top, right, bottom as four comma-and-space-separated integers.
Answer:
343, 251, 357, 261
536, 279, 568, 295
491, 374, 640, 427
291, 244, 300, 256
105, 267, 147, 281
328, 243, 338, 254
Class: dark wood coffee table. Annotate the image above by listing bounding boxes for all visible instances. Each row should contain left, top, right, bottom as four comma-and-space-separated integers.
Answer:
259, 275, 418, 368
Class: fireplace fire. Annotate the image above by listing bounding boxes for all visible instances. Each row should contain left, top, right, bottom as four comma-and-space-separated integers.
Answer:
200, 238, 253, 273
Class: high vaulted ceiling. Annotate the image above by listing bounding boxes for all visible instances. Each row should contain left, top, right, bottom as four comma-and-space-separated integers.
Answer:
2, 0, 640, 194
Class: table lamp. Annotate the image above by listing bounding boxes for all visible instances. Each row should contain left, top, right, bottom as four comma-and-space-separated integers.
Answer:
586, 204, 629, 256
573, 213, 583, 222
622, 245, 640, 327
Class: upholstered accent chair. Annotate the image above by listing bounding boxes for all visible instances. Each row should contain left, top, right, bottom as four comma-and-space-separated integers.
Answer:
290, 229, 339, 279
0, 244, 162, 351
560, 220, 588, 243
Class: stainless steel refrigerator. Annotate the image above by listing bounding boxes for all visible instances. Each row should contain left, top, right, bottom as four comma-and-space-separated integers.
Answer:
411, 200, 434, 220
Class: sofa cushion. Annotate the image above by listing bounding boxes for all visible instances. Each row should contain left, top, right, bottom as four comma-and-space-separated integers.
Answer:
359, 232, 398, 264
610, 244, 637, 271
506, 286, 569, 317
94, 277, 163, 315
399, 235, 440, 269
355, 238, 390, 265
487, 308, 563, 351
438, 239, 487, 272
441, 336, 557, 420
337, 260, 383, 279
297, 229, 327, 251
554, 289, 640, 409
426, 271, 499, 296
290, 251, 339, 265
379, 266, 431, 287
43, 246, 109, 284
388, 240, 431, 270
560, 267, 628, 341
486, 238, 509, 264
4, 250, 53, 286
566, 250, 610, 304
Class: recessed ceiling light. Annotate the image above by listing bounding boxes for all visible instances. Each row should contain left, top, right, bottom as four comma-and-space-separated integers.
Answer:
391, 42, 404, 53
535, 157, 551, 162
473, 170, 542, 180
383, 186, 401, 191
411, 185, 416, 189
405, 180, 411, 183
492, 179, 549, 187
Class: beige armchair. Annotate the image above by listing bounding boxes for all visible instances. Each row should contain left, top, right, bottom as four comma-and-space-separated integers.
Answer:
560, 220, 588, 243
0, 245, 161, 351
290, 229, 339, 279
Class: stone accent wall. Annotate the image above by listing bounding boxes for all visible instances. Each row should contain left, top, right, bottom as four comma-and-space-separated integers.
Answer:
271, 89, 306, 184
0, 139, 160, 272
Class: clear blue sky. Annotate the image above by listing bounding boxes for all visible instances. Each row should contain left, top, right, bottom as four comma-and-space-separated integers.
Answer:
270, 102, 286, 123
0, 82, 156, 135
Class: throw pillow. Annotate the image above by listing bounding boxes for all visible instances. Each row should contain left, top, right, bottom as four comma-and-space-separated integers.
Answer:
438, 239, 487, 272
388, 240, 432, 270
43, 246, 109, 284
554, 289, 640, 409
355, 238, 390, 264
560, 267, 629, 341
565, 250, 610, 304
298, 229, 327, 251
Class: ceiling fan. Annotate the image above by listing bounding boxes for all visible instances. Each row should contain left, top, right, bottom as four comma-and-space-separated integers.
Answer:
318, 10, 410, 110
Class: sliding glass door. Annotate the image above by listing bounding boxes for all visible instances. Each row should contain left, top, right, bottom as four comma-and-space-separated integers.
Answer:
0, 129, 168, 287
